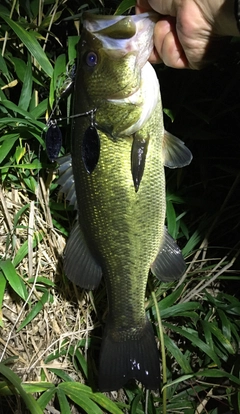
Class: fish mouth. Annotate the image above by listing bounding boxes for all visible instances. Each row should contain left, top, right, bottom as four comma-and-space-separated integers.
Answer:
83, 12, 158, 69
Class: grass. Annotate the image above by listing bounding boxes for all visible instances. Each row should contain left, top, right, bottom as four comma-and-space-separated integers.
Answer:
0, 0, 240, 413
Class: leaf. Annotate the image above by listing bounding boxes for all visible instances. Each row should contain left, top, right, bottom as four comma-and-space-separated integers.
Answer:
30, 98, 48, 119
49, 368, 74, 383
27, 276, 55, 287
0, 54, 10, 79
49, 54, 66, 108
59, 382, 123, 414
114, 0, 135, 15
164, 334, 192, 373
13, 231, 43, 267
1, 14, 53, 77
166, 199, 178, 239
0, 273, 7, 327
195, 368, 240, 385
15, 146, 26, 164
18, 54, 32, 110
130, 393, 142, 414
181, 228, 202, 256
0, 99, 45, 130
0, 134, 19, 164
207, 322, 235, 354
0, 363, 43, 414
164, 322, 221, 367
68, 346, 88, 379
37, 387, 57, 410
158, 285, 185, 310
0, 260, 28, 301
162, 374, 194, 391
57, 388, 72, 414
17, 290, 50, 331
160, 302, 200, 319
11, 57, 27, 83
59, 382, 103, 414
68, 36, 79, 62
13, 204, 30, 228
22, 382, 55, 394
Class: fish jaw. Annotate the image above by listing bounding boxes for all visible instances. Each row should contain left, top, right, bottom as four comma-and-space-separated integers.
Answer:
83, 12, 158, 69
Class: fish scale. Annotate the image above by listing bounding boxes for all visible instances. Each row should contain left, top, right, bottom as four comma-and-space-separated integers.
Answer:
58, 12, 192, 392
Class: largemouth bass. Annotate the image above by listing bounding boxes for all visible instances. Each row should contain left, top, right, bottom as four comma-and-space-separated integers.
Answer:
58, 12, 192, 392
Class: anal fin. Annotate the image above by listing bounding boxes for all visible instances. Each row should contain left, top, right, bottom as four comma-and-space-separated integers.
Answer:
151, 228, 186, 282
64, 221, 102, 290
163, 130, 192, 168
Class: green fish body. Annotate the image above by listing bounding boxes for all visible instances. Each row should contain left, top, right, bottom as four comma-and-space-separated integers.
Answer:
58, 12, 192, 391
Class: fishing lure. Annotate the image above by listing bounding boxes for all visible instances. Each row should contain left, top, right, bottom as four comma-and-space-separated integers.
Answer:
45, 120, 63, 163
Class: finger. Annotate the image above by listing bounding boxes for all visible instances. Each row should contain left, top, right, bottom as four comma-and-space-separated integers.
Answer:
153, 19, 189, 68
135, 0, 152, 13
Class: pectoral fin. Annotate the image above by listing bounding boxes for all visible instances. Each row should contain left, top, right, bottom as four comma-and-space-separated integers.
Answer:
151, 228, 186, 282
131, 133, 149, 192
64, 222, 102, 289
163, 131, 192, 168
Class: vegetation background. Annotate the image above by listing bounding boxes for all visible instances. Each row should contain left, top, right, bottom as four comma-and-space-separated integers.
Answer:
0, 0, 240, 413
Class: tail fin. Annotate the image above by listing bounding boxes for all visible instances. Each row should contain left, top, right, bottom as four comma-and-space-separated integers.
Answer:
98, 321, 160, 392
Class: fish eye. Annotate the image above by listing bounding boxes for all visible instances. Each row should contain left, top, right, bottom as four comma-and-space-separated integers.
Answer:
85, 51, 98, 67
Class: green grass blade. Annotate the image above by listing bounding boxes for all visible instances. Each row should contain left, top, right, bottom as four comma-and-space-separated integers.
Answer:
68, 346, 88, 379
0, 99, 45, 129
17, 290, 50, 331
22, 382, 55, 393
0, 363, 43, 414
49, 53, 66, 107
162, 374, 194, 391
195, 368, 240, 385
59, 382, 103, 414
13, 231, 43, 267
130, 393, 142, 414
57, 388, 72, 414
208, 322, 235, 354
160, 302, 200, 319
164, 334, 192, 373
68, 36, 79, 62
0, 273, 7, 327
164, 322, 221, 366
181, 229, 202, 257
0, 259, 28, 301
18, 53, 32, 110
37, 386, 57, 410
1, 15, 53, 77
0, 134, 19, 164
49, 368, 74, 382
114, 0, 135, 15
166, 199, 177, 238
156, 285, 185, 309
59, 382, 123, 414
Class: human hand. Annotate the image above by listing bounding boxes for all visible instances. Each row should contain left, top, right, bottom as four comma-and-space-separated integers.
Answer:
136, 0, 239, 69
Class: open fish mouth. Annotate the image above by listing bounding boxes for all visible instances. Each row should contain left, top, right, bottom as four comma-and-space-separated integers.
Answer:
83, 12, 159, 69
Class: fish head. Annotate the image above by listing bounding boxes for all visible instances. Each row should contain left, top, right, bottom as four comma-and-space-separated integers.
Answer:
78, 12, 158, 106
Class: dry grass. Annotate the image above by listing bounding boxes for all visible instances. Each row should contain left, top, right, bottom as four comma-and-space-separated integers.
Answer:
0, 178, 98, 386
